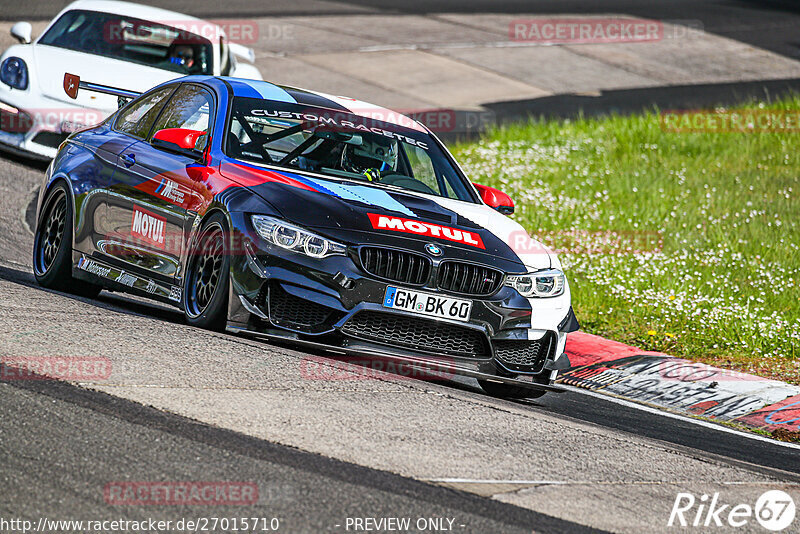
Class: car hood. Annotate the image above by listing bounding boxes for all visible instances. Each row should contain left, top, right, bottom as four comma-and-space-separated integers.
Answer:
31, 44, 182, 111
220, 161, 552, 271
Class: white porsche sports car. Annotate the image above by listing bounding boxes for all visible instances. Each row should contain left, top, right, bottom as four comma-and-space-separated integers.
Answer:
0, 0, 262, 160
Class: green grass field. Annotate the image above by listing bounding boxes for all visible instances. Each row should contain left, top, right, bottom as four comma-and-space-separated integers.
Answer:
451, 98, 800, 384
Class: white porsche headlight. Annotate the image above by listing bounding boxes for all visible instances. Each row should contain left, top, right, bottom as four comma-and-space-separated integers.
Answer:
251, 215, 346, 259
0, 57, 29, 90
505, 269, 566, 298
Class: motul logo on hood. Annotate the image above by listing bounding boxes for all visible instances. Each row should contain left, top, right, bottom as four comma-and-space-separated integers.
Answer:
368, 213, 485, 249
131, 206, 166, 249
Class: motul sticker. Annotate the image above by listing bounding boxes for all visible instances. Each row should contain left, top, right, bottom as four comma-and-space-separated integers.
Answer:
368, 213, 485, 249
131, 205, 166, 249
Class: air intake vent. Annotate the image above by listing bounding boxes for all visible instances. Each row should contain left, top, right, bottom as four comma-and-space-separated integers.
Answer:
259, 284, 339, 333
360, 247, 431, 286
493, 332, 556, 373
437, 261, 504, 296
342, 311, 489, 358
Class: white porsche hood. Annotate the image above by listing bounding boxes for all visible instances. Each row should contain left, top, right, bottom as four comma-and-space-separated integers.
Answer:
31, 44, 181, 111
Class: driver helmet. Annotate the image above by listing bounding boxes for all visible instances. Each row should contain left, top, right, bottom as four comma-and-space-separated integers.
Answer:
169, 44, 195, 68
341, 136, 398, 175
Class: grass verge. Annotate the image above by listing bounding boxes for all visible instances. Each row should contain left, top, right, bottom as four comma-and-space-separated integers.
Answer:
451, 98, 800, 384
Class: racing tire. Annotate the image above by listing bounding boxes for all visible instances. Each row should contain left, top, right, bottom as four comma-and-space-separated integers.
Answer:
32, 182, 101, 298
183, 213, 230, 332
478, 377, 549, 399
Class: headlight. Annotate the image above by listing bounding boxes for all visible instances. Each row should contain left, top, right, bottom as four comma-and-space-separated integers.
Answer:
0, 57, 29, 90
251, 215, 346, 259
505, 269, 566, 298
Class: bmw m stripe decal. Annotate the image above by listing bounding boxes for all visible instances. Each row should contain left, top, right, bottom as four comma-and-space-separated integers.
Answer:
284, 88, 351, 112
222, 162, 417, 216
285, 174, 417, 217
227, 79, 296, 103
221, 162, 319, 192
301, 89, 427, 133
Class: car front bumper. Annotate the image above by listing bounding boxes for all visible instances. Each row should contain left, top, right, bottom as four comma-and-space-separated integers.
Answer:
0, 91, 110, 160
226, 216, 576, 379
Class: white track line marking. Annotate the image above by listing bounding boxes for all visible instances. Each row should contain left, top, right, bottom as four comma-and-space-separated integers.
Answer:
563, 385, 800, 451
429, 479, 569, 485
427, 479, 800, 486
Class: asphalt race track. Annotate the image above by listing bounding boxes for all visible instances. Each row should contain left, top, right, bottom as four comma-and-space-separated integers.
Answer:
4, 0, 800, 61
0, 370, 592, 534
3, 1, 800, 532
2, 150, 800, 531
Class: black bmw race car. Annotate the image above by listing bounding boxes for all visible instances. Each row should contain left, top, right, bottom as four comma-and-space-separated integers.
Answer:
33, 73, 578, 398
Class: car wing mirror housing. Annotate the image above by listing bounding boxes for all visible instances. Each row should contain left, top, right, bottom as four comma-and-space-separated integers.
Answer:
10, 22, 32, 44
152, 128, 206, 160
473, 183, 515, 215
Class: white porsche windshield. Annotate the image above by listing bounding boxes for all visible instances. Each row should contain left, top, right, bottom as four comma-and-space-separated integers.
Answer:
224, 98, 476, 202
38, 10, 214, 75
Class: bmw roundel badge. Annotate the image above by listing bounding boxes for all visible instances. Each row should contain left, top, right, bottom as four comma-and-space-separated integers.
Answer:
425, 243, 443, 256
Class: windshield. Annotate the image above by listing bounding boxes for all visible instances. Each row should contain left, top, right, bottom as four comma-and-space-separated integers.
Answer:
38, 10, 213, 75
225, 98, 476, 202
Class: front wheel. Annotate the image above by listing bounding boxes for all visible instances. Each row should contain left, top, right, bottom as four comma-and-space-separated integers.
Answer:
478, 376, 550, 399
183, 213, 230, 331
32, 182, 101, 298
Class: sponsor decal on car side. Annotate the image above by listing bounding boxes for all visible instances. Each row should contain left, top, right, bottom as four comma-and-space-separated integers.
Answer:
131, 205, 166, 249
155, 178, 185, 204
77, 255, 180, 302
146, 280, 159, 294
77, 257, 112, 278
169, 286, 182, 302
367, 213, 485, 249
115, 271, 137, 287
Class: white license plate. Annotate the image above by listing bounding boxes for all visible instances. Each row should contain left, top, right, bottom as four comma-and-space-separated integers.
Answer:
383, 286, 472, 322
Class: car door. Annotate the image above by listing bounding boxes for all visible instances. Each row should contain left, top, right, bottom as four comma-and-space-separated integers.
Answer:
68, 126, 139, 259
105, 83, 213, 283
99, 85, 177, 275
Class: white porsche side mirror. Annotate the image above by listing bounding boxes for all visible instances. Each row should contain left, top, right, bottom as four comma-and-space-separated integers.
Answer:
10, 22, 32, 44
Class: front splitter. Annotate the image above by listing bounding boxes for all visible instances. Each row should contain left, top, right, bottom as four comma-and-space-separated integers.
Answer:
226, 325, 565, 394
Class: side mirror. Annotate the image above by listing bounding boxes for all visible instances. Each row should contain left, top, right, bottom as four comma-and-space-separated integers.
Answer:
152, 128, 206, 160
10, 22, 32, 44
473, 183, 514, 215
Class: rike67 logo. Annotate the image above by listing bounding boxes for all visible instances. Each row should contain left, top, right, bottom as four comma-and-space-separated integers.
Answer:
669, 490, 796, 531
